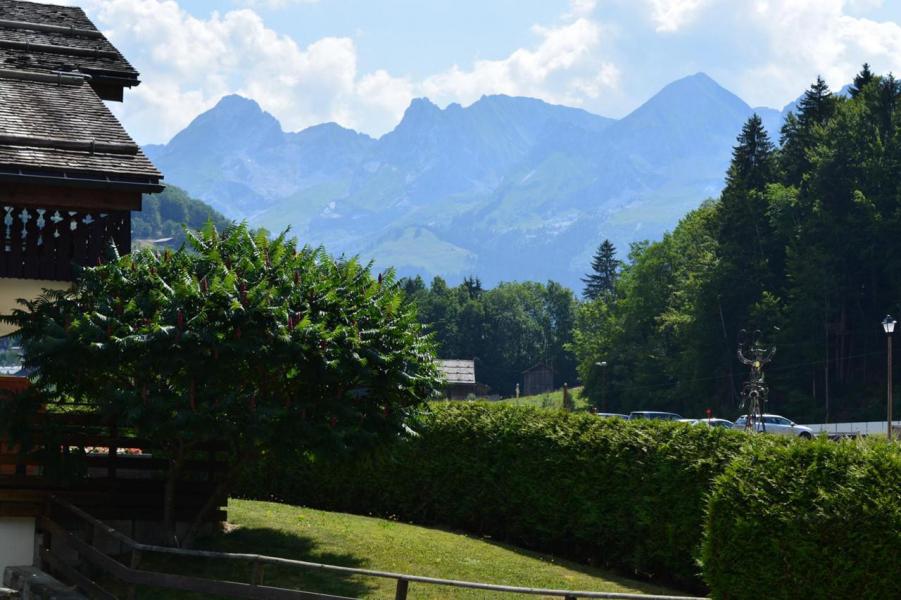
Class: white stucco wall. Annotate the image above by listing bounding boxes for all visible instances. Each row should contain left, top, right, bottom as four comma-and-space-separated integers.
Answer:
0, 517, 35, 571
0, 279, 70, 336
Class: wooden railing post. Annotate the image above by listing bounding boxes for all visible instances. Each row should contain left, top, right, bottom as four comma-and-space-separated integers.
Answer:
126, 549, 142, 600
107, 419, 118, 479
394, 578, 409, 600
251, 559, 264, 586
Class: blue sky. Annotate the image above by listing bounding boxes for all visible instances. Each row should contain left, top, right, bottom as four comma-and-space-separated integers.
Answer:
48, 1, 901, 144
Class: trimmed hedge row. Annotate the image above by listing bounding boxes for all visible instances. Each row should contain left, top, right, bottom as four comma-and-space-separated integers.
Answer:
244, 403, 753, 588
241, 403, 900, 596
702, 437, 901, 599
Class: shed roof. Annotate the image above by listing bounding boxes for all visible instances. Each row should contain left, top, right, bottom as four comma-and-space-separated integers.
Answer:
522, 362, 554, 374
0, 0, 139, 94
437, 359, 476, 385
0, 71, 161, 190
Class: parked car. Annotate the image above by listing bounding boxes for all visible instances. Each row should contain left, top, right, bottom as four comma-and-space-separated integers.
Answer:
733, 414, 814, 438
629, 411, 683, 421
678, 418, 698, 425
596, 412, 629, 419
696, 418, 735, 428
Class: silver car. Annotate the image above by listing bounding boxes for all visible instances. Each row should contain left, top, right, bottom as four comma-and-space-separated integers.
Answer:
733, 414, 813, 438
695, 418, 735, 428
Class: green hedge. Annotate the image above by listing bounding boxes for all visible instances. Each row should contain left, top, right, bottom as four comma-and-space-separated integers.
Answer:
244, 403, 751, 588
702, 437, 901, 599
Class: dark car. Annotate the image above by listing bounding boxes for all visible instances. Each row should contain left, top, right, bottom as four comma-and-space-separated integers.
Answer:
628, 411, 683, 421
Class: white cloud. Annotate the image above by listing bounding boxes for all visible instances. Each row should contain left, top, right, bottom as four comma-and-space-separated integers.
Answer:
567, 0, 597, 18
421, 18, 617, 108
735, 0, 901, 107
647, 0, 708, 32
235, 0, 319, 8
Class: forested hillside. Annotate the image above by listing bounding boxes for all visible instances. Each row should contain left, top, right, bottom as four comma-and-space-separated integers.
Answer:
133, 185, 231, 248
572, 67, 901, 423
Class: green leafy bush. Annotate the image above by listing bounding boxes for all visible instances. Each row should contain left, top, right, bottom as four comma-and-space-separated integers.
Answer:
244, 403, 751, 588
702, 438, 901, 599
4, 223, 440, 546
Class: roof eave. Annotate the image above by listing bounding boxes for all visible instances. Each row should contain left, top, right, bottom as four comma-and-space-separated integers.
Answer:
0, 169, 163, 194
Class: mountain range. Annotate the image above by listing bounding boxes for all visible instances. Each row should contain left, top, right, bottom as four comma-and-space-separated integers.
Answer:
144, 72, 807, 289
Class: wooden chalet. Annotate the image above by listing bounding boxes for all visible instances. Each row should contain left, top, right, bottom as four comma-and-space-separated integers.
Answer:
0, 0, 227, 580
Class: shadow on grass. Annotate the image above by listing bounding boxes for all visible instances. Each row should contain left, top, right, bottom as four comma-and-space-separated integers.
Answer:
118, 526, 376, 600
475, 535, 702, 597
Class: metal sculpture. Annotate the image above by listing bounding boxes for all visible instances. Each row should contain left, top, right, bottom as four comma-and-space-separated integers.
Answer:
737, 329, 775, 433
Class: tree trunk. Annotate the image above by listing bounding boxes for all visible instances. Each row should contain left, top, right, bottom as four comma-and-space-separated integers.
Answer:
179, 449, 255, 549
163, 444, 186, 547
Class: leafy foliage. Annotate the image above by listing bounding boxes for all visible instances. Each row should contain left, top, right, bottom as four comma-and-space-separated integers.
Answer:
3, 223, 440, 543
400, 277, 578, 394
703, 438, 901, 599
242, 402, 751, 589
574, 68, 901, 422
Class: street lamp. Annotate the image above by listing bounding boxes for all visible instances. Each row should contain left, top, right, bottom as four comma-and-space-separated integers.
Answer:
594, 361, 607, 412
883, 315, 896, 441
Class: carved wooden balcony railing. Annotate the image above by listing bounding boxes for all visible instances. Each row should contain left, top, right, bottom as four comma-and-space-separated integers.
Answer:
0, 204, 129, 281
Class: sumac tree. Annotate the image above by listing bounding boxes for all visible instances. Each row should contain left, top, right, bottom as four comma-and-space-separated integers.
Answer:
4, 223, 440, 546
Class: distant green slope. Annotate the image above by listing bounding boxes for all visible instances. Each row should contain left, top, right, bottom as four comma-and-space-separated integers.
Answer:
133, 185, 232, 248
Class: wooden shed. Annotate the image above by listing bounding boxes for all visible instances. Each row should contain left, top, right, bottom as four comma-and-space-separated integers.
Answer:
437, 359, 488, 400
522, 363, 554, 396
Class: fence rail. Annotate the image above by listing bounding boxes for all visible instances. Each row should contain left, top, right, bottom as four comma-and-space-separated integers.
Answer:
1, 385, 228, 522
802, 420, 901, 435
43, 495, 707, 600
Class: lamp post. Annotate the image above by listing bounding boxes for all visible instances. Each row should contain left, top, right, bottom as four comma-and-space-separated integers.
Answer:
882, 315, 896, 441
595, 361, 607, 412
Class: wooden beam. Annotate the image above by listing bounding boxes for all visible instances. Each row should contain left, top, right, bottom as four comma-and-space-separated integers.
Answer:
0, 183, 141, 211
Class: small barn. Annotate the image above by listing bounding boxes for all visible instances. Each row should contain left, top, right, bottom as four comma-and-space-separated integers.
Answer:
437, 359, 487, 400
522, 363, 554, 396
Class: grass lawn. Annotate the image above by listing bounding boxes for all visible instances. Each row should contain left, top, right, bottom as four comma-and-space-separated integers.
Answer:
124, 499, 685, 599
493, 386, 590, 411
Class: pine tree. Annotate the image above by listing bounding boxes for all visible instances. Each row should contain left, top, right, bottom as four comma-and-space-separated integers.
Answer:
781, 76, 836, 185
462, 276, 483, 299
582, 239, 619, 301
850, 63, 874, 97
724, 114, 776, 193
797, 76, 836, 127
716, 115, 779, 358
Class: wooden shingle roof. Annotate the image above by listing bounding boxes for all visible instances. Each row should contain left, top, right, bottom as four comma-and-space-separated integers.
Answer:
0, 72, 161, 190
437, 359, 477, 385
0, 0, 139, 98
0, 1, 161, 193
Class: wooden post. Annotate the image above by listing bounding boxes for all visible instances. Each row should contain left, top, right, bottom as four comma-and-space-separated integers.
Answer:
108, 420, 118, 480
562, 383, 571, 411
126, 549, 142, 600
394, 578, 409, 600
251, 560, 265, 586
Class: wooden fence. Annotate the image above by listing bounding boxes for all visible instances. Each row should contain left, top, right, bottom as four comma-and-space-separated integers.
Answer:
0, 380, 227, 523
